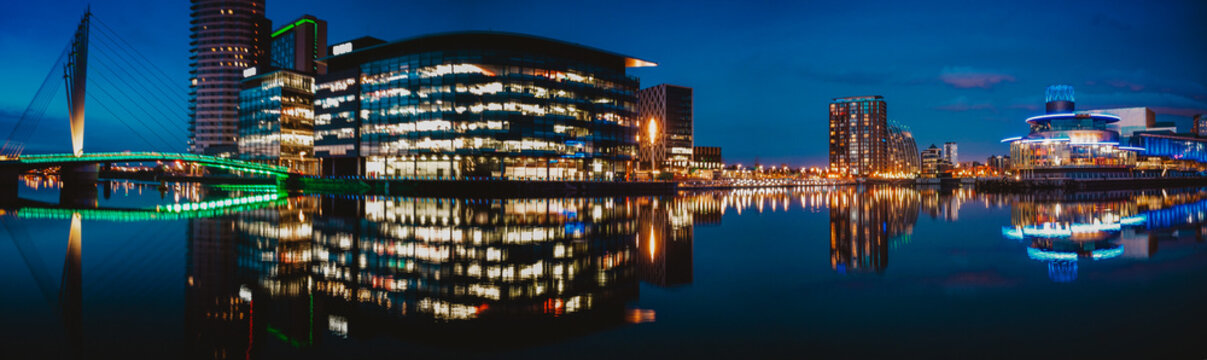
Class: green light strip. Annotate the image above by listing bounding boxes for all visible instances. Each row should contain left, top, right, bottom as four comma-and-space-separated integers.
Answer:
15, 198, 285, 222
156, 192, 283, 213
271, 18, 316, 38
12, 152, 288, 176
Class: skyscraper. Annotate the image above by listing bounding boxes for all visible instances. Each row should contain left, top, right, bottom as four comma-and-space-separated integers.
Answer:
638, 84, 693, 172
189, 0, 271, 155
270, 15, 327, 74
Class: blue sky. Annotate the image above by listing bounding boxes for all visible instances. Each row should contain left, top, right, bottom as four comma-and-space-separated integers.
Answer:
0, 0, 1204, 165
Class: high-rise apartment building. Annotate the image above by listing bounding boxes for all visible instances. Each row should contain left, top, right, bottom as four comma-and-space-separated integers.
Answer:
829, 96, 915, 177
638, 84, 693, 172
270, 15, 327, 74
189, 0, 271, 156
830, 96, 886, 176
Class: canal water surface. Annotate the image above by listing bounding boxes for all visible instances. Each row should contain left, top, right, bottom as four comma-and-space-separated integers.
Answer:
2, 180, 1205, 358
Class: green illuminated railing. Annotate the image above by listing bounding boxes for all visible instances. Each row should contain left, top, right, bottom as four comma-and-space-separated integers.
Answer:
11, 152, 288, 176
155, 192, 282, 212
14, 193, 285, 221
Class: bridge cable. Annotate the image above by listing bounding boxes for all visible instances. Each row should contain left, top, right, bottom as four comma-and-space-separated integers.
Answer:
87, 85, 176, 151
86, 91, 173, 151
89, 52, 189, 140
87, 28, 191, 117
87, 35, 189, 133
91, 17, 189, 103
0, 216, 58, 305
1, 44, 71, 156
88, 75, 181, 150
86, 94, 165, 151
88, 34, 189, 134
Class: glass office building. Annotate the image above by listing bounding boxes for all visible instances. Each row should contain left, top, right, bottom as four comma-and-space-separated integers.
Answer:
315, 32, 655, 180
239, 69, 317, 174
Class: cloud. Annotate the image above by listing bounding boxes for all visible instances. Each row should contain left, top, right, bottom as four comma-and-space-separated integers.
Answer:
935, 96, 996, 112
1084, 69, 1207, 101
1106, 80, 1145, 92
939, 67, 1016, 89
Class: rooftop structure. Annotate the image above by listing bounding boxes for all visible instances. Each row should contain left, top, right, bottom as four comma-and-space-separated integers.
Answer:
1003, 85, 1137, 177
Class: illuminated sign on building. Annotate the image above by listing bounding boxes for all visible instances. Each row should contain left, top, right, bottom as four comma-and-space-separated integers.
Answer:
243, 67, 257, 78
333, 42, 353, 56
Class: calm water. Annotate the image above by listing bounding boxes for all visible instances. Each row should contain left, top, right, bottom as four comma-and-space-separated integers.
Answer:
2, 179, 1206, 358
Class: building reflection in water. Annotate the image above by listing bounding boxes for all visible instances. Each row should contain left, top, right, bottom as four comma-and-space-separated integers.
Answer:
180, 186, 1007, 355
829, 186, 921, 274
186, 190, 806, 356
1002, 188, 1207, 282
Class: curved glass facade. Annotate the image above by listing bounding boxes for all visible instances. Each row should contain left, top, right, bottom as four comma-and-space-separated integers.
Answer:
317, 33, 649, 180
1005, 86, 1137, 173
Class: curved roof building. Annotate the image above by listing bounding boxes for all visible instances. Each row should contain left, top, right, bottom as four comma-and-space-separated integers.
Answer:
313, 32, 655, 179
1003, 85, 1138, 176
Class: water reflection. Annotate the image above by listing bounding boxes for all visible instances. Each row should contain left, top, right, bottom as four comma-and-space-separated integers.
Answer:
6, 183, 1207, 357
186, 195, 705, 354
829, 186, 920, 274
1001, 189, 1207, 282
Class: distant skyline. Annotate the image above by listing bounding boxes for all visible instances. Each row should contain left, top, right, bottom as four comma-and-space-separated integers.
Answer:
0, 0, 1204, 166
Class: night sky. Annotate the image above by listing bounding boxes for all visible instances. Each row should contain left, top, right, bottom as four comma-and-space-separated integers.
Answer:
1, 0, 1204, 166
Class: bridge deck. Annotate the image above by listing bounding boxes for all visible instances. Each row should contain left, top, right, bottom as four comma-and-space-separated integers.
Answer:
0, 152, 288, 176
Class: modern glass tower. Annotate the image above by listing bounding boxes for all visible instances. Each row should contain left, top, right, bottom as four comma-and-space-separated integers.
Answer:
314, 32, 655, 180
188, 0, 271, 155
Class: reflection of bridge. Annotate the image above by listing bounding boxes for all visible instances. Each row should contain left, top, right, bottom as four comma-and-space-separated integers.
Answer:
0, 11, 289, 206
0, 189, 284, 355
7, 191, 285, 221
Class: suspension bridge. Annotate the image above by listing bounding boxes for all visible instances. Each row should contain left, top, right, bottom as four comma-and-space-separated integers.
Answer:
0, 9, 288, 205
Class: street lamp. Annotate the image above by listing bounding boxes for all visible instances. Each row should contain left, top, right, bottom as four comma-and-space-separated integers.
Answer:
647, 117, 658, 176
